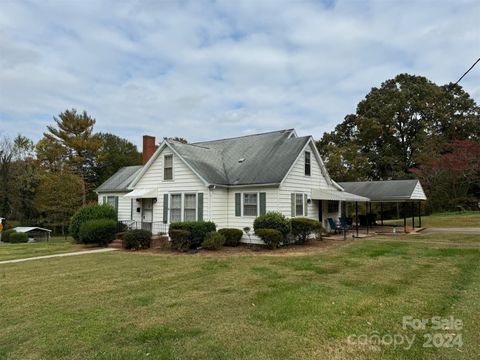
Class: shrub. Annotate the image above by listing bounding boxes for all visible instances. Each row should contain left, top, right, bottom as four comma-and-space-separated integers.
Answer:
218, 228, 243, 247
9, 232, 29, 243
1, 229, 17, 243
79, 219, 117, 246
255, 228, 283, 249
253, 212, 290, 238
290, 218, 323, 244
123, 229, 152, 250
169, 221, 216, 248
69, 204, 117, 242
201, 232, 225, 250
169, 229, 192, 251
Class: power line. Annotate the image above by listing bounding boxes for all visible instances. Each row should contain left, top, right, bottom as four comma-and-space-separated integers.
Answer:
452, 57, 480, 87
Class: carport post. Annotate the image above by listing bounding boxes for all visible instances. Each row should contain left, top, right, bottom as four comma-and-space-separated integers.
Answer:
403, 203, 407, 233
365, 202, 369, 234
419, 201, 422, 228
411, 202, 415, 229
380, 202, 384, 226
355, 201, 359, 238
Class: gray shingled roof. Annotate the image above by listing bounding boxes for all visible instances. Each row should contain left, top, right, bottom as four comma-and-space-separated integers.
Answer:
169, 129, 311, 185
339, 180, 424, 202
96, 165, 143, 193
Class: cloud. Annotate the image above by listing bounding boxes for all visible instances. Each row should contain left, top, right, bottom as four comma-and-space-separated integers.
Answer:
0, 0, 479, 146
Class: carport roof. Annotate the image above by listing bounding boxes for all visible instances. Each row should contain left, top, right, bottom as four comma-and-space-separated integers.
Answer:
338, 180, 427, 202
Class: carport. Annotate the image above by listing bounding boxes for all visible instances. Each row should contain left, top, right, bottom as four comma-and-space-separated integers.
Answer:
338, 180, 427, 232
12, 227, 52, 241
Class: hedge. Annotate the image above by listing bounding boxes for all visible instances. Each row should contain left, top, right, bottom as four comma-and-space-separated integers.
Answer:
290, 218, 323, 244
123, 229, 152, 250
255, 228, 283, 249
169, 229, 192, 251
169, 221, 216, 248
9, 232, 29, 243
79, 219, 117, 246
69, 204, 117, 242
218, 228, 243, 247
1, 229, 16, 243
201, 232, 225, 250
253, 212, 290, 238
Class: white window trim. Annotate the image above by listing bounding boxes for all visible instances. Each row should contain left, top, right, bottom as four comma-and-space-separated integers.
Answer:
168, 192, 199, 223
305, 151, 311, 176
293, 192, 306, 217
241, 192, 260, 217
163, 154, 174, 181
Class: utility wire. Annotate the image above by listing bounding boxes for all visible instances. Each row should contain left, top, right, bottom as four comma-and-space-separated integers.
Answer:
451, 57, 480, 87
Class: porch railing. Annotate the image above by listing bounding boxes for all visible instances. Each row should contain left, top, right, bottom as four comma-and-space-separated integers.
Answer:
119, 220, 169, 235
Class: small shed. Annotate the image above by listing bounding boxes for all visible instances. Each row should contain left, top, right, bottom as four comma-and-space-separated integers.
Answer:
12, 227, 52, 241
339, 179, 427, 229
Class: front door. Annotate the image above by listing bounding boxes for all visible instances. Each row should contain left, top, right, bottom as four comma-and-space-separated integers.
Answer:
141, 198, 153, 231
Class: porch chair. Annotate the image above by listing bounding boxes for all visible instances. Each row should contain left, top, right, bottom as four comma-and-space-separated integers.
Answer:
327, 218, 339, 234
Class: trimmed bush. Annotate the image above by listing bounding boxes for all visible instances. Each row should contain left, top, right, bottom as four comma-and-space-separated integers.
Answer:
201, 232, 225, 250
79, 219, 117, 246
253, 212, 290, 238
291, 218, 323, 244
169, 221, 216, 248
1, 229, 16, 243
69, 204, 117, 242
218, 228, 243, 247
169, 229, 192, 251
123, 229, 152, 250
9, 232, 29, 243
255, 228, 283, 249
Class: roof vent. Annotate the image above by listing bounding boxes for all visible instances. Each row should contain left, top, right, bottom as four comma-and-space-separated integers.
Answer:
238, 158, 245, 163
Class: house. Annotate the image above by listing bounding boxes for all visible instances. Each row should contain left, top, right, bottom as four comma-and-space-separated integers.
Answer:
96, 129, 368, 243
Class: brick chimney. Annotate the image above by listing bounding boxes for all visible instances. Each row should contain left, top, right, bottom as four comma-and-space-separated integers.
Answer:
142, 135, 157, 164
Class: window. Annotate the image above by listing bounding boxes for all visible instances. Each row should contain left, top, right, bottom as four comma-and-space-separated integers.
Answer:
305, 151, 311, 176
106, 196, 118, 213
243, 193, 258, 216
164, 155, 173, 180
184, 193, 197, 221
328, 200, 339, 213
170, 194, 181, 222
295, 193, 304, 216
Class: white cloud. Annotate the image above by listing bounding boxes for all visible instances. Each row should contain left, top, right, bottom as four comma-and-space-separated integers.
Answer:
0, 0, 479, 146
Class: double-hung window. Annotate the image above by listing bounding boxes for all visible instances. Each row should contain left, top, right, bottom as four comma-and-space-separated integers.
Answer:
295, 193, 304, 216
243, 193, 258, 216
305, 151, 311, 176
106, 196, 118, 213
164, 155, 173, 180
170, 194, 182, 222
184, 194, 197, 221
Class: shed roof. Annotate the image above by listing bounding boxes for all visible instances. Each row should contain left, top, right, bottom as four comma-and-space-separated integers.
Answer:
96, 165, 143, 193
13, 227, 52, 233
338, 180, 427, 202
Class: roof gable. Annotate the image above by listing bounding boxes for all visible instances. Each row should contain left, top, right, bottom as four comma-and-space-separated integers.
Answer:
96, 165, 143, 193
338, 180, 427, 201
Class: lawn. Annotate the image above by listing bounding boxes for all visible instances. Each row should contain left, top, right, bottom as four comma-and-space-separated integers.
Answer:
384, 211, 480, 228
1, 233, 479, 359
0, 236, 83, 261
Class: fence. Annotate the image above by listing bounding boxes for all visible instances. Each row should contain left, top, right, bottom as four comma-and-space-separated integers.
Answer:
119, 221, 169, 235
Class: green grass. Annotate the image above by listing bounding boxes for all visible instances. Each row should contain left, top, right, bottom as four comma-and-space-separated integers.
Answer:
1, 234, 479, 359
384, 211, 480, 228
0, 237, 83, 261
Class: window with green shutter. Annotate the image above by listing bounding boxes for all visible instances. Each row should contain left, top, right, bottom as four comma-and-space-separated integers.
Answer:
235, 193, 241, 216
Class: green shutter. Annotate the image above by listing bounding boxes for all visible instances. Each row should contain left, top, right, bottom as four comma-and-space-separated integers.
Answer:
102, 196, 106, 205
163, 194, 169, 224
114, 196, 119, 214
259, 192, 266, 215
197, 193, 204, 221
304, 194, 308, 216
291, 193, 295, 217
235, 193, 241, 216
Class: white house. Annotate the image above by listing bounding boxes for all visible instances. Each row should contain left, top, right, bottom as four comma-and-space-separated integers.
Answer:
96, 129, 368, 242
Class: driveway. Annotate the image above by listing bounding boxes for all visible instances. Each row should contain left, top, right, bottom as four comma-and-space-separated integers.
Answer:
420, 227, 480, 235
0, 248, 117, 265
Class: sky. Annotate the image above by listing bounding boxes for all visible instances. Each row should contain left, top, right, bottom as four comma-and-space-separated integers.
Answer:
1, 0, 479, 147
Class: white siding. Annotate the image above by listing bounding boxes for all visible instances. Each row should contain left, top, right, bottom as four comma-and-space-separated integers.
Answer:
209, 187, 229, 228
134, 148, 209, 224
97, 193, 132, 221
278, 142, 330, 221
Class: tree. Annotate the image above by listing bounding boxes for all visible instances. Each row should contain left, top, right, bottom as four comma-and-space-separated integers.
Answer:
39, 109, 102, 204
96, 133, 141, 184
169, 137, 188, 144
0, 137, 14, 217
317, 74, 480, 181
35, 170, 84, 235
